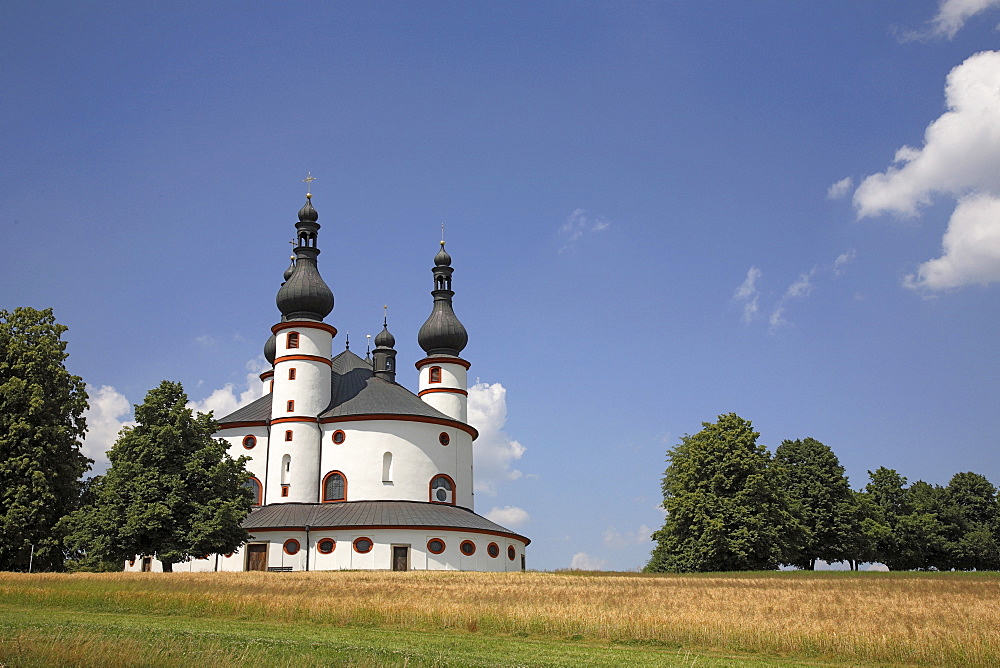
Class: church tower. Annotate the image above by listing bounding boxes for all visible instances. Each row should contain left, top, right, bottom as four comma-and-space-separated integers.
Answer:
268, 193, 336, 503
416, 240, 470, 423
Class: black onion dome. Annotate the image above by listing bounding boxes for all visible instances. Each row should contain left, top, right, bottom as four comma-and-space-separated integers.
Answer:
434, 241, 452, 267
298, 197, 318, 223
374, 324, 395, 348
264, 333, 276, 365
276, 248, 334, 320
283, 256, 296, 282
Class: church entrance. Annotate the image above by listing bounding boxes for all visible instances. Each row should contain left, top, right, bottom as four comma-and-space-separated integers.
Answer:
141, 557, 152, 572
246, 544, 268, 571
392, 545, 409, 571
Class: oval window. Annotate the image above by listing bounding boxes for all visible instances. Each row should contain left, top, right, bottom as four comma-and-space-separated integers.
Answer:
460, 540, 476, 556
427, 538, 446, 554
487, 543, 500, 558
507, 545, 516, 561
242, 435, 256, 449
317, 538, 336, 554
128, 558, 135, 567
332, 430, 346, 444
353, 537, 373, 554
439, 432, 450, 446
284, 539, 300, 555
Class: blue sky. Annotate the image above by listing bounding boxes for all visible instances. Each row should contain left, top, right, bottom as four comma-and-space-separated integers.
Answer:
3, 1, 1000, 571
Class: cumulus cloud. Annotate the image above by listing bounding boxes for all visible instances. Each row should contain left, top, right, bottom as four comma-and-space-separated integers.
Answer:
827, 177, 854, 200
854, 51, 1000, 290
81, 385, 134, 475
733, 266, 762, 323
602, 524, 654, 548
922, 0, 1000, 40
468, 382, 526, 495
558, 208, 611, 253
569, 552, 608, 570
187, 358, 267, 418
485, 506, 531, 528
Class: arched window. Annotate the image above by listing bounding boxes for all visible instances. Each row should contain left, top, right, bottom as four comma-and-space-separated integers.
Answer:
323, 471, 347, 502
429, 366, 442, 383
287, 332, 299, 349
244, 476, 262, 505
281, 455, 291, 484
382, 452, 393, 483
429, 474, 455, 505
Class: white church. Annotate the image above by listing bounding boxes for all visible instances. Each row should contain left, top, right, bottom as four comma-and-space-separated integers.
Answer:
126, 192, 529, 572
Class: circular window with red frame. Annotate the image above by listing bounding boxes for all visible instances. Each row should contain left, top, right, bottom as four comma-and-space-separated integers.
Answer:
128, 558, 136, 567
283, 539, 300, 555
353, 537, 373, 553
460, 540, 476, 556
242, 435, 256, 449
317, 538, 336, 554
438, 432, 450, 446
487, 542, 500, 558
332, 430, 346, 444
427, 538, 446, 554
507, 545, 516, 561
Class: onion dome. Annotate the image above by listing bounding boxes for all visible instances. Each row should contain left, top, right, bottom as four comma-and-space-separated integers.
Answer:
374, 324, 395, 348
282, 255, 296, 282
275, 197, 334, 321
418, 241, 468, 356
264, 333, 276, 365
372, 314, 397, 382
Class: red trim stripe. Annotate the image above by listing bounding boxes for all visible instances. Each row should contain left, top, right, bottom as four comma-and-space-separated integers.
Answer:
418, 388, 468, 397
274, 354, 333, 367
271, 321, 338, 336
320, 413, 478, 440
415, 356, 471, 370
248, 524, 529, 545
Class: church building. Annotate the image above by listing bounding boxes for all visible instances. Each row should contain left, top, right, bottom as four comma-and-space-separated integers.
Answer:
125, 192, 529, 572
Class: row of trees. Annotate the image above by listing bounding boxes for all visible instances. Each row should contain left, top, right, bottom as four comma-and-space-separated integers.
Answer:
645, 414, 1000, 572
1, 307, 252, 572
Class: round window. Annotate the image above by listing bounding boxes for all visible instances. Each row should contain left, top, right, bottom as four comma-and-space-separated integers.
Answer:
353, 537, 373, 553
128, 558, 135, 567
284, 539, 300, 555
427, 538, 446, 554
332, 430, 346, 444
318, 538, 336, 554
439, 432, 450, 446
507, 545, 516, 561
436, 488, 448, 502
487, 543, 500, 558
460, 540, 476, 556
242, 435, 256, 449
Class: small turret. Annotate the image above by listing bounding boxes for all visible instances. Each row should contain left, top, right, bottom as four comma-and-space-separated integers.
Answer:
417, 241, 468, 356
275, 195, 334, 321
372, 310, 397, 383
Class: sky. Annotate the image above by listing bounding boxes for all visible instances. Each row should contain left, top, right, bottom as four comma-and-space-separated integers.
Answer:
3, 1, 1000, 572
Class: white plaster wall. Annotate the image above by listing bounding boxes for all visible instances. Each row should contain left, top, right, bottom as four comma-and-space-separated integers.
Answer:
272, 360, 330, 417
218, 428, 269, 497
421, 391, 467, 423
418, 362, 467, 391
276, 326, 333, 359
319, 420, 474, 507
269, 422, 323, 503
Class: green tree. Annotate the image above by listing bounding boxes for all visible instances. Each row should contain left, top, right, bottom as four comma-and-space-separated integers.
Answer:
864, 468, 947, 570
0, 307, 91, 571
65, 381, 251, 571
941, 472, 1000, 571
773, 437, 855, 570
645, 413, 794, 573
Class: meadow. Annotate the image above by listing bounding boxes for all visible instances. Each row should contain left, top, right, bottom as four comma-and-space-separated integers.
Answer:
0, 569, 996, 667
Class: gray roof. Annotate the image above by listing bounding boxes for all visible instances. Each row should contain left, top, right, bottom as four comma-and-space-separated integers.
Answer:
217, 350, 457, 426
243, 500, 529, 544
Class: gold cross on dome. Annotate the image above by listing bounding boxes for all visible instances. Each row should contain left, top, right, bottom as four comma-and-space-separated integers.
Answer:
302, 172, 316, 196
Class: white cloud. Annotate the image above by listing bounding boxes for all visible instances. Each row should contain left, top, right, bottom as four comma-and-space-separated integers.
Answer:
926, 0, 1000, 39
733, 266, 762, 324
187, 358, 267, 418
854, 51, 1000, 290
485, 506, 531, 528
195, 334, 216, 346
569, 552, 608, 570
81, 385, 134, 475
827, 176, 854, 200
833, 249, 858, 276
602, 524, 654, 548
905, 193, 1000, 289
468, 382, 526, 495
769, 269, 817, 331
558, 208, 611, 253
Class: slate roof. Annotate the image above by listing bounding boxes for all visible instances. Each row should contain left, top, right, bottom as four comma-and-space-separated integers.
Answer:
217, 349, 455, 426
242, 500, 530, 544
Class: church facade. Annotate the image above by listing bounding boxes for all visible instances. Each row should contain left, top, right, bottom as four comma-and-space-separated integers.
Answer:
125, 194, 528, 572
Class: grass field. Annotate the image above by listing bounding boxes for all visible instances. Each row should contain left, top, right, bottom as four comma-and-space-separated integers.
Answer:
0, 570, 996, 667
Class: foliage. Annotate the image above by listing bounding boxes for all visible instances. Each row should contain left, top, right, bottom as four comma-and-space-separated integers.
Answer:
941, 472, 1000, 571
772, 437, 855, 569
65, 381, 252, 571
646, 413, 795, 572
0, 307, 91, 571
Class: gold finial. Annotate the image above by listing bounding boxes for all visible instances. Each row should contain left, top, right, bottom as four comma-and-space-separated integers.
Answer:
441, 223, 446, 244
303, 172, 316, 198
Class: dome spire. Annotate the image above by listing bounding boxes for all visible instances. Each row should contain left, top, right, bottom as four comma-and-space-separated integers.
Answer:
275, 182, 334, 321
372, 305, 397, 382
418, 236, 468, 356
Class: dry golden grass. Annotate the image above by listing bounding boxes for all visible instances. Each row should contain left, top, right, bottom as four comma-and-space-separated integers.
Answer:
1, 570, 997, 666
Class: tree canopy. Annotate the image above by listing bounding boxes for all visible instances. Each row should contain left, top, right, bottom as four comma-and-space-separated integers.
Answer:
0, 307, 91, 571
645, 413, 794, 573
65, 381, 252, 571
